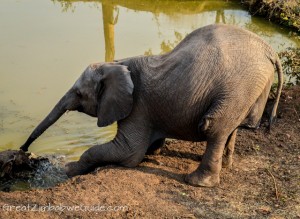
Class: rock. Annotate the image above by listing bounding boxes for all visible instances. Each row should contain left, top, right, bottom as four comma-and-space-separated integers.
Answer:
0, 150, 48, 179
0, 150, 51, 191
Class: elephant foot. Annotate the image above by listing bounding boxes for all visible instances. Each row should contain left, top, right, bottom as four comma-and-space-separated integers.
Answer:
185, 170, 220, 187
65, 161, 90, 178
222, 156, 233, 168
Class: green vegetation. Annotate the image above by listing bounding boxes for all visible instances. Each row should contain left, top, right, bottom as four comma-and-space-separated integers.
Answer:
242, 0, 300, 32
279, 47, 300, 85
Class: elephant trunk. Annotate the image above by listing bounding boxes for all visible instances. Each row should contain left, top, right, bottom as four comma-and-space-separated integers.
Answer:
20, 90, 74, 152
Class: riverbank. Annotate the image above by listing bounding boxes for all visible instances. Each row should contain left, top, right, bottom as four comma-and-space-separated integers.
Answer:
0, 86, 299, 218
242, 0, 300, 32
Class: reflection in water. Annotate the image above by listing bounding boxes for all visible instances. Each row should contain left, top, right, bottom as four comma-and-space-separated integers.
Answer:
145, 31, 185, 55
55, 0, 299, 56
216, 10, 226, 24
102, 3, 118, 62
0, 0, 299, 161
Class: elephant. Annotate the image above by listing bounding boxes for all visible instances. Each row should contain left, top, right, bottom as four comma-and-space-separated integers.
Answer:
20, 24, 283, 187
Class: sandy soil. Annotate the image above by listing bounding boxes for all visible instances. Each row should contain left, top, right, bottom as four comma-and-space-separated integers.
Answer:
0, 86, 299, 219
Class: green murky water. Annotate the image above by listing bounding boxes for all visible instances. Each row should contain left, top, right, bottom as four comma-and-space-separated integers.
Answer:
0, 0, 299, 161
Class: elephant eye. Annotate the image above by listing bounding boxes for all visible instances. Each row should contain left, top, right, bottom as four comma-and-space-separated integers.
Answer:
76, 90, 82, 98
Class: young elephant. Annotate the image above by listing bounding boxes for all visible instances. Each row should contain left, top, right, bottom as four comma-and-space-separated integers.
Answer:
20, 24, 283, 187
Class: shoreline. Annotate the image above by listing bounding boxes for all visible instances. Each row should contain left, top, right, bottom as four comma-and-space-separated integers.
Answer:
241, 0, 300, 32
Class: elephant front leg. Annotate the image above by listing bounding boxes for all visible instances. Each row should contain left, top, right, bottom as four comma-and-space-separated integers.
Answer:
185, 137, 227, 187
65, 138, 149, 177
65, 118, 157, 177
146, 138, 165, 155
65, 141, 126, 177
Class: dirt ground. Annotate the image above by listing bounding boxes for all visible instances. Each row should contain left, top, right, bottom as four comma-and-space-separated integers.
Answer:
0, 86, 299, 219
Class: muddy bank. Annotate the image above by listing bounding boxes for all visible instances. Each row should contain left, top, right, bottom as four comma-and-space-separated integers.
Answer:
242, 0, 300, 32
0, 86, 299, 218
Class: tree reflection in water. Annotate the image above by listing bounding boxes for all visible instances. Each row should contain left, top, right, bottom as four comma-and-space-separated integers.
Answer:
52, 0, 300, 58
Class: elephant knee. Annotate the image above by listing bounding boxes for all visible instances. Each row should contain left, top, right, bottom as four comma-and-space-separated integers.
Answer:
120, 151, 145, 168
121, 161, 139, 168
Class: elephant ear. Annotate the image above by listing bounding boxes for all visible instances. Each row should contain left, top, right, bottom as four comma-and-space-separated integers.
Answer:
97, 63, 134, 127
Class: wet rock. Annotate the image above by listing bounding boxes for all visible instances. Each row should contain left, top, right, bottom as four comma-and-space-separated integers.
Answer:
0, 150, 67, 192
0, 150, 48, 179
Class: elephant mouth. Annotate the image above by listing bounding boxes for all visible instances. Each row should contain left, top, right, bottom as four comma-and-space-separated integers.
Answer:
76, 105, 97, 118
77, 105, 84, 113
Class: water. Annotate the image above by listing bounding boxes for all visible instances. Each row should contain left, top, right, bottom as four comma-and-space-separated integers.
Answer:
0, 0, 299, 163
28, 155, 68, 189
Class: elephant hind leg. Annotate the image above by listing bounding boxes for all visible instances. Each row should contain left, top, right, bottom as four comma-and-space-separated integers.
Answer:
241, 77, 273, 128
222, 129, 238, 168
185, 135, 228, 187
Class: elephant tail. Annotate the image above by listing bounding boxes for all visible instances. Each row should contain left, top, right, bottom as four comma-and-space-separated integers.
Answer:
269, 55, 284, 130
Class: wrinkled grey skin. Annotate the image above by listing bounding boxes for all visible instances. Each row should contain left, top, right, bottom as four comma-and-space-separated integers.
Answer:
20, 24, 283, 187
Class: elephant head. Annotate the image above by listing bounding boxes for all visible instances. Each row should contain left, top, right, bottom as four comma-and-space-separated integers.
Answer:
20, 63, 134, 151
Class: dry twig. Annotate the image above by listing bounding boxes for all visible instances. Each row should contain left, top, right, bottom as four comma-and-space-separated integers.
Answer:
266, 168, 279, 201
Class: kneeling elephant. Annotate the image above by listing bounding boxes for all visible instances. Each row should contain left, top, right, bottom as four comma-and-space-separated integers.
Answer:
20, 24, 283, 187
